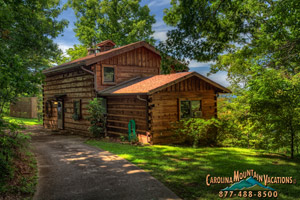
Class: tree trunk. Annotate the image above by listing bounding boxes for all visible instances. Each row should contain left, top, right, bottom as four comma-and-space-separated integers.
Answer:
291, 127, 294, 159
291, 131, 294, 159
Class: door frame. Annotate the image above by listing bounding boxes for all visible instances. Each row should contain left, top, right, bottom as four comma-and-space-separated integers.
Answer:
57, 99, 64, 130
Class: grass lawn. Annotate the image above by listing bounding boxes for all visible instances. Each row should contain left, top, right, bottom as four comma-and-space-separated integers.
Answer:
4, 116, 42, 126
86, 141, 300, 200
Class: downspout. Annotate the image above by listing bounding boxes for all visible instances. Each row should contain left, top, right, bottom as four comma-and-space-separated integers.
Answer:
137, 95, 148, 129
137, 95, 151, 143
80, 66, 94, 75
80, 66, 98, 94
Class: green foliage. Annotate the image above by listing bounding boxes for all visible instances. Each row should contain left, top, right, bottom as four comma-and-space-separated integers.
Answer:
120, 135, 127, 142
158, 51, 190, 74
65, 0, 156, 60
216, 77, 300, 158
246, 67, 300, 158
0, 1, 62, 197
87, 98, 107, 137
163, 0, 299, 70
216, 95, 265, 149
172, 118, 221, 147
64, 44, 88, 63
0, 0, 68, 115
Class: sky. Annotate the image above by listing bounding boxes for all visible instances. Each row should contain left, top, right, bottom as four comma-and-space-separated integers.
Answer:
54, 0, 229, 86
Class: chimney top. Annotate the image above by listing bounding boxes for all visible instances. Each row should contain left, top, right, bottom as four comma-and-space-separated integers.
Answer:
96, 40, 116, 52
96, 40, 116, 47
87, 40, 116, 55
87, 48, 97, 55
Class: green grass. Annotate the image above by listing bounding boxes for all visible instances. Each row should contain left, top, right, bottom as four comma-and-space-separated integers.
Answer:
86, 141, 300, 200
4, 116, 42, 126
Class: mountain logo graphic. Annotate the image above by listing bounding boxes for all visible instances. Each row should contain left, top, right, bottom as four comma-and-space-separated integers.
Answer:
222, 176, 276, 191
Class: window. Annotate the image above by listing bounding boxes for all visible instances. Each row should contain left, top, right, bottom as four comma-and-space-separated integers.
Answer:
180, 100, 202, 119
72, 100, 81, 120
103, 66, 115, 83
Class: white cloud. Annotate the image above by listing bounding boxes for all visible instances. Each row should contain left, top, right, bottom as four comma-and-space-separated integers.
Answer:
207, 72, 229, 87
190, 68, 229, 87
153, 20, 166, 28
152, 31, 168, 42
57, 42, 74, 55
148, 0, 170, 7
189, 60, 215, 68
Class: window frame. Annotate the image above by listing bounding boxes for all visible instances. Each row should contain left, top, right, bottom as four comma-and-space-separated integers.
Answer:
179, 98, 202, 120
102, 65, 116, 85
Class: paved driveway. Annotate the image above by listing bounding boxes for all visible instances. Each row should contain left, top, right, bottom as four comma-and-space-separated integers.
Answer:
30, 126, 180, 200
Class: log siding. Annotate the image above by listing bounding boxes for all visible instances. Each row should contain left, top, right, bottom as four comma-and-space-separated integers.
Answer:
43, 69, 95, 135
106, 95, 148, 137
96, 47, 161, 91
149, 76, 218, 144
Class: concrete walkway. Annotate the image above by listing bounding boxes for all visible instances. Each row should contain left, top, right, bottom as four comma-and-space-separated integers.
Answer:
30, 126, 180, 200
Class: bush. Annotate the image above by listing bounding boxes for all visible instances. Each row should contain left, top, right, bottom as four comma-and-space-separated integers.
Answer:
87, 98, 106, 137
172, 118, 221, 147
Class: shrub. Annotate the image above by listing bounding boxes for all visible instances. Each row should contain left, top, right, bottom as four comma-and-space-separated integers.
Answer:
172, 118, 221, 147
0, 117, 31, 192
87, 98, 106, 137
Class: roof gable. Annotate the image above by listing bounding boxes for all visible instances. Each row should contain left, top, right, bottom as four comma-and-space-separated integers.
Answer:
98, 72, 231, 96
43, 41, 160, 75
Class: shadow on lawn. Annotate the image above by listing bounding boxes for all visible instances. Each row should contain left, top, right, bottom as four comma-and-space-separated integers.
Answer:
97, 144, 300, 200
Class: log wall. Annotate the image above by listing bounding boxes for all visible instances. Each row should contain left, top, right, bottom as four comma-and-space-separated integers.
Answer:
106, 95, 148, 137
95, 47, 161, 91
43, 69, 95, 135
149, 76, 218, 144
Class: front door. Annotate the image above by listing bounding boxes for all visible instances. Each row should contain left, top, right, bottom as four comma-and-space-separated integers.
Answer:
57, 101, 64, 129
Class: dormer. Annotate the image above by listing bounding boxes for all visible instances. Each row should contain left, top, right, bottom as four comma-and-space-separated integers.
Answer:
96, 40, 116, 52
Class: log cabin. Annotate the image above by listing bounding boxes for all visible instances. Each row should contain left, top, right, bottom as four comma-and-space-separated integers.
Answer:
43, 40, 230, 144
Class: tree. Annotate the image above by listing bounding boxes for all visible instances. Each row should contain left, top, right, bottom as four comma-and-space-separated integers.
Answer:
162, 0, 300, 158
0, 1, 67, 193
246, 67, 300, 158
163, 0, 299, 72
65, 0, 156, 60
87, 98, 107, 137
0, 0, 68, 118
57, 44, 88, 64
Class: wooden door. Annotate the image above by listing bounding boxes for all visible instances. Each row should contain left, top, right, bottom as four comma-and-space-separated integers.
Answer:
57, 101, 64, 129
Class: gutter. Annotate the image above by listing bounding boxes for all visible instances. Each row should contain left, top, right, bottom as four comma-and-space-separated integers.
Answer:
98, 92, 147, 97
43, 61, 86, 75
